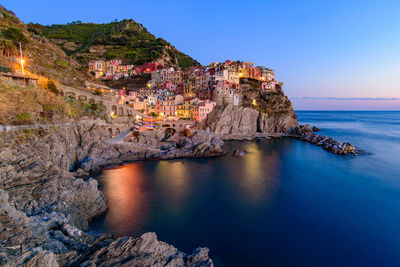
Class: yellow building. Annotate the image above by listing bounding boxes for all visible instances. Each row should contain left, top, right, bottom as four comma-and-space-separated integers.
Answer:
176, 102, 191, 119
176, 97, 199, 119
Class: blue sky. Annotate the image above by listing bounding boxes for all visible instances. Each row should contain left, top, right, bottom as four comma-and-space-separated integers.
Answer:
4, 0, 400, 109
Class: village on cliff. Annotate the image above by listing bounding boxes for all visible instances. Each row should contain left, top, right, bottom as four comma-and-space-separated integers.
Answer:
87, 59, 278, 130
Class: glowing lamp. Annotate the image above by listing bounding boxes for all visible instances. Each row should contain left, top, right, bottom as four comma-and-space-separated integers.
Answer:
20, 59, 25, 73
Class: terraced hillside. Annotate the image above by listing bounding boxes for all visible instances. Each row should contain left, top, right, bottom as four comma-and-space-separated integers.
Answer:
41, 19, 200, 69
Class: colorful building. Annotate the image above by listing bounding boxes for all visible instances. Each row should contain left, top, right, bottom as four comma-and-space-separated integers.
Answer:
136, 62, 163, 73
191, 100, 216, 122
89, 60, 106, 78
155, 95, 177, 117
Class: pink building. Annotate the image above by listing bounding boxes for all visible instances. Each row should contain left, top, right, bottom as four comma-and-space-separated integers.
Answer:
191, 100, 216, 122
156, 96, 176, 117
261, 82, 276, 92
159, 81, 177, 91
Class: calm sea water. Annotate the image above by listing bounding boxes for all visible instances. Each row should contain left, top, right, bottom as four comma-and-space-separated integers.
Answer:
91, 111, 400, 266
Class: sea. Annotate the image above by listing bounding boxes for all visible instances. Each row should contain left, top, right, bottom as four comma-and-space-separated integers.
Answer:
90, 111, 400, 266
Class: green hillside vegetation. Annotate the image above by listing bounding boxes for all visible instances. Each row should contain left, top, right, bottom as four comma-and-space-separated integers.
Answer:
41, 20, 200, 69
0, 79, 107, 125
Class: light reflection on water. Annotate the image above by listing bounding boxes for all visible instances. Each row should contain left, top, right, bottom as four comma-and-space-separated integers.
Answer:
154, 161, 190, 215
100, 164, 148, 236
233, 143, 280, 204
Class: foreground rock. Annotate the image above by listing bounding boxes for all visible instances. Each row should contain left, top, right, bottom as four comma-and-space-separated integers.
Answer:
152, 130, 225, 160
0, 122, 217, 266
293, 124, 358, 155
81, 233, 212, 267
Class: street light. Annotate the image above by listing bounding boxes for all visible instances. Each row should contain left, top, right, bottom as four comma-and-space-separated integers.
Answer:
19, 42, 24, 73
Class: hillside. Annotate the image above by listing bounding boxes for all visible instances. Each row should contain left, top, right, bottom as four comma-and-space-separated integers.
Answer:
40, 19, 200, 69
0, 5, 92, 88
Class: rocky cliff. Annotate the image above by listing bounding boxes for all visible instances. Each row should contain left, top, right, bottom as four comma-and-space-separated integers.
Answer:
205, 80, 298, 139
0, 122, 219, 266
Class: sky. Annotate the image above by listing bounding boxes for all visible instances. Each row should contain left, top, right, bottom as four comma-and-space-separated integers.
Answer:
3, 0, 400, 110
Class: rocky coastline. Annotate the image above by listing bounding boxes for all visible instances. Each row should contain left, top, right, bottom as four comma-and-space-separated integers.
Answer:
203, 101, 358, 155
0, 122, 219, 266
0, 84, 358, 266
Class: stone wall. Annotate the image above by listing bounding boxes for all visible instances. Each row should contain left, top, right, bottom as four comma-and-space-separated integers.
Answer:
60, 85, 135, 117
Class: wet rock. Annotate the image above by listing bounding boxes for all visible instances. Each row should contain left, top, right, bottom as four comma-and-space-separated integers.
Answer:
290, 124, 358, 155
232, 149, 246, 157
312, 126, 320, 132
299, 132, 358, 155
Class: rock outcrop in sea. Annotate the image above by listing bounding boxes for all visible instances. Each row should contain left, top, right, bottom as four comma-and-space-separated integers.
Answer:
0, 121, 217, 266
293, 124, 358, 155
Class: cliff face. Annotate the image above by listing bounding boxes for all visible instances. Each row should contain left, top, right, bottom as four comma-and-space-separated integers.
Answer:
206, 105, 259, 136
205, 80, 298, 138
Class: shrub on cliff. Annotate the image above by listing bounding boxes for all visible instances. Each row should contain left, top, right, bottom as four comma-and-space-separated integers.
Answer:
14, 112, 31, 124
1, 27, 27, 45
82, 102, 106, 117
46, 80, 59, 94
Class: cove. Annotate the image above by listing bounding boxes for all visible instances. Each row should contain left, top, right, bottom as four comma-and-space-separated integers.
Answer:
91, 111, 400, 266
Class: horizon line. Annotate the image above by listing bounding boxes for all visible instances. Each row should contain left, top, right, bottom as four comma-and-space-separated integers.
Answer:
291, 97, 400, 101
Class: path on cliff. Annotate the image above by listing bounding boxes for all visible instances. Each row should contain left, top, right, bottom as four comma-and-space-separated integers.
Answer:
109, 129, 133, 144
0, 120, 129, 132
